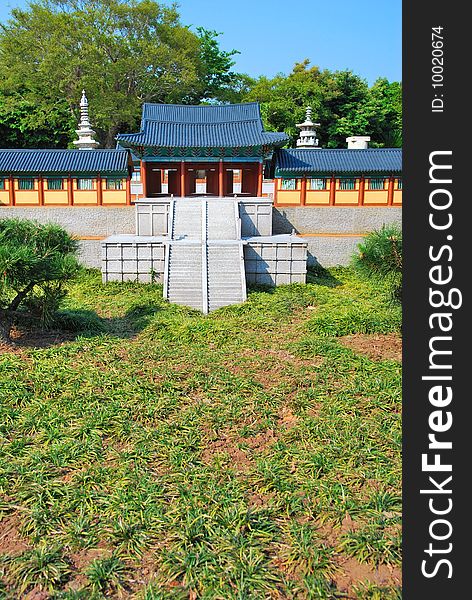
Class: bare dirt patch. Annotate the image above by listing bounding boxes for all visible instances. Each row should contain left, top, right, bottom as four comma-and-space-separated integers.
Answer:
334, 556, 402, 596
66, 545, 113, 591
201, 425, 280, 471
201, 430, 253, 472
278, 406, 298, 430
313, 516, 401, 596
0, 514, 30, 556
339, 333, 402, 362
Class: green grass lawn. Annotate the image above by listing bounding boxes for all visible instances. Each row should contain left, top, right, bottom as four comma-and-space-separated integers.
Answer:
0, 267, 402, 599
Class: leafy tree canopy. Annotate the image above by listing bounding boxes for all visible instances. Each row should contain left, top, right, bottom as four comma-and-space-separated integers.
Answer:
244, 60, 402, 148
0, 4, 401, 149
0, 0, 241, 147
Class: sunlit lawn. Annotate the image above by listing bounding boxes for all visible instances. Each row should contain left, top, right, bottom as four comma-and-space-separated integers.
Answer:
0, 267, 402, 599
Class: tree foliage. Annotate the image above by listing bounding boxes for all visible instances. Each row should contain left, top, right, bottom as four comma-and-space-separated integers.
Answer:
0, 218, 80, 342
0, 0, 240, 147
0, 3, 401, 149
352, 225, 403, 302
244, 60, 402, 148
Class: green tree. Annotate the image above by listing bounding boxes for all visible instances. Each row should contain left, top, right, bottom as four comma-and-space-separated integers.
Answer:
0, 1, 240, 147
0, 219, 80, 343
352, 225, 403, 302
195, 27, 244, 102
244, 60, 402, 148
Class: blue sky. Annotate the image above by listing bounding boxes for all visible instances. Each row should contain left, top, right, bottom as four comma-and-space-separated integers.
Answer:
0, 0, 401, 84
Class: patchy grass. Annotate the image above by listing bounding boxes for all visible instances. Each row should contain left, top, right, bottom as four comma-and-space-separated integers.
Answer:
0, 267, 402, 598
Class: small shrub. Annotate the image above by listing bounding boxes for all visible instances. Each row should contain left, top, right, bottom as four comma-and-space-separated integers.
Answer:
0, 218, 80, 341
85, 555, 128, 594
352, 225, 402, 302
5, 546, 72, 593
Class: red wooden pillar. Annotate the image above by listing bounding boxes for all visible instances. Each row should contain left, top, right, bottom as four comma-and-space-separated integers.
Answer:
180, 161, 186, 197
38, 175, 45, 206
387, 177, 394, 206
126, 176, 131, 205
329, 175, 336, 205
359, 176, 365, 206
218, 159, 224, 197
9, 175, 15, 206
257, 161, 263, 197
141, 161, 147, 198
67, 176, 74, 205
300, 177, 307, 206
97, 174, 103, 205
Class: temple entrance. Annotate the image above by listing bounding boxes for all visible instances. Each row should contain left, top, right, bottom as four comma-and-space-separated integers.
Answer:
186, 167, 218, 196
145, 167, 180, 197
143, 161, 263, 198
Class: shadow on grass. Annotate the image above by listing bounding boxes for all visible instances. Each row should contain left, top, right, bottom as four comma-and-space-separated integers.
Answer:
246, 266, 342, 295
5, 303, 166, 350
306, 265, 343, 288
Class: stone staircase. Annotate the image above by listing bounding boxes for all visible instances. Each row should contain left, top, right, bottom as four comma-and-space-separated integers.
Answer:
165, 242, 204, 310
164, 198, 246, 313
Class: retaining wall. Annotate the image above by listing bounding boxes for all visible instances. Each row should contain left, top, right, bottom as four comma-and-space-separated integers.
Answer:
244, 237, 307, 285
1, 204, 402, 268
273, 206, 402, 266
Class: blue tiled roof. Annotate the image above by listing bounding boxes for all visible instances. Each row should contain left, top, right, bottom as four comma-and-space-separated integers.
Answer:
117, 103, 289, 149
141, 102, 262, 124
0, 149, 131, 175
275, 148, 402, 175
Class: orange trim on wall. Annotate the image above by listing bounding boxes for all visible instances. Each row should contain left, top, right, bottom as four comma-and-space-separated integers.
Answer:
298, 232, 368, 238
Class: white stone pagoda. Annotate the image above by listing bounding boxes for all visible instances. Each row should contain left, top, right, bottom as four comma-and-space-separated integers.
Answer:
296, 106, 320, 148
73, 90, 99, 149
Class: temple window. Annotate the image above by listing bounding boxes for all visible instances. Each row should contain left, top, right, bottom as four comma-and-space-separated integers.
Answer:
339, 178, 356, 190
0, 178, 5, 190
131, 169, 141, 182
368, 178, 386, 190
397, 178, 402, 189
307, 178, 327, 190
18, 178, 34, 190
106, 178, 123, 190
77, 178, 94, 190
47, 178, 64, 190
281, 178, 296, 190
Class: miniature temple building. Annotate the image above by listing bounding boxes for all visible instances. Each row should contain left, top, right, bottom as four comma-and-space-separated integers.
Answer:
116, 103, 288, 198
0, 93, 402, 278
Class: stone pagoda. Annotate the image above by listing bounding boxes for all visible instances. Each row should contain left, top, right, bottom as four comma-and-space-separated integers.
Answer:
296, 106, 320, 148
73, 90, 99, 150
